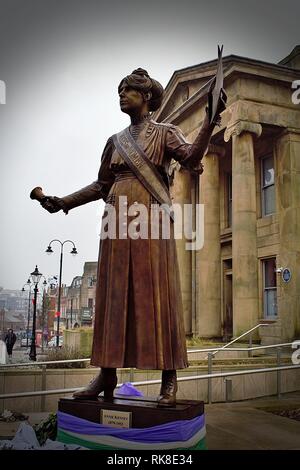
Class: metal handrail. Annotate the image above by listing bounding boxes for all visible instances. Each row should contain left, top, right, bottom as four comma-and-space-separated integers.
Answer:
189, 342, 294, 353
0, 363, 299, 400
207, 323, 271, 358
0, 358, 90, 368
0, 342, 295, 369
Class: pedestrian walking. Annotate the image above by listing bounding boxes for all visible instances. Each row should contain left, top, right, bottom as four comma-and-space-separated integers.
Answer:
4, 328, 16, 360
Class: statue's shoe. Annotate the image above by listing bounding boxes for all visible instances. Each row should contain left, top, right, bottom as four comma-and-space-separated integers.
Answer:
73, 370, 117, 400
157, 370, 177, 407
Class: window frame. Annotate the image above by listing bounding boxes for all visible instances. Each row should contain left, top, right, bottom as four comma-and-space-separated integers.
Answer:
261, 154, 275, 217
262, 257, 278, 319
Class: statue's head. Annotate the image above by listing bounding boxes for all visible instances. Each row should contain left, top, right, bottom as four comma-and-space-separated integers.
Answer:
118, 68, 164, 115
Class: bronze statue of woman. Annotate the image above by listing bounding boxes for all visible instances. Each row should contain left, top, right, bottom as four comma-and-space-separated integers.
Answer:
38, 68, 226, 406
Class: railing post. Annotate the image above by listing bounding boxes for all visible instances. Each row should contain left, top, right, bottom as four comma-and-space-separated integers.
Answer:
248, 332, 253, 358
207, 352, 213, 404
224, 377, 232, 402
277, 347, 281, 398
41, 365, 47, 412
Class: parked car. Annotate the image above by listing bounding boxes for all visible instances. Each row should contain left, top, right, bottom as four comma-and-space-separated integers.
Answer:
21, 336, 41, 348
20, 333, 31, 347
21, 337, 29, 347
48, 336, 63, 348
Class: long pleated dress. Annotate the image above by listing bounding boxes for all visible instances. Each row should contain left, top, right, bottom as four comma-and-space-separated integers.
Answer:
62, 118, 211, 370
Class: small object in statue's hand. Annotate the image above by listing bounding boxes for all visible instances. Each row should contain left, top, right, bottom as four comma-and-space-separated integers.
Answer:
30, 186, 67, 214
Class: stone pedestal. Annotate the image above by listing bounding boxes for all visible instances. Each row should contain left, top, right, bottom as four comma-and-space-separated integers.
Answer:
59, 396, 204, 427
57, 396, 206, 450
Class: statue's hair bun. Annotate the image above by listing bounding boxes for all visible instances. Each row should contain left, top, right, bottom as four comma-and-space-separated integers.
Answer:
131, 68, 150, 78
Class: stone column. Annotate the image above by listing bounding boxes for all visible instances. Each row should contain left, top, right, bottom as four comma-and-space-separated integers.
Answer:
276, 131, 300, 341
170, 165, 193, 335
224, 120, 262, 336
196, 144, 225, 337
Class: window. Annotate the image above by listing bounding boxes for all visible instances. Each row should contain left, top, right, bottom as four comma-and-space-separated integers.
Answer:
261, 156, 275, 216
74, 278, 82, 288
263, 258, 277, 318
88, 276, 96, 287
226, 174, 232, 227
88, 298, 93, 310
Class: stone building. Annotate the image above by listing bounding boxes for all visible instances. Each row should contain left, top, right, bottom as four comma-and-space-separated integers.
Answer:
154, 46, 300, 344
51, 262, 97, 329
66, 276, 82, 328
0, 288, 28, 324
0, 309, 24, 334
79, 262, 97, 325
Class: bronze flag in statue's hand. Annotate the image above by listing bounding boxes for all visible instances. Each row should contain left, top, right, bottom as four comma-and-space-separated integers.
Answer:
208, 45, 227, 125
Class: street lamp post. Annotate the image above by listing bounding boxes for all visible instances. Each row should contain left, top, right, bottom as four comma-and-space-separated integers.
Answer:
40, 277, 47, 352
46, 239, 78, 347
70, 297, 73, 329
29, 266, 43, 361
67, 297, 73, 329
22, 278, 33, 348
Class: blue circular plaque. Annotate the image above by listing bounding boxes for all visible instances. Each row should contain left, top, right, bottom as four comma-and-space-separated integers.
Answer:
282, 268, 291, 283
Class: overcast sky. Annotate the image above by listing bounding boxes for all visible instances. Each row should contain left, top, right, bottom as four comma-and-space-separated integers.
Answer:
0, 0, 299, 290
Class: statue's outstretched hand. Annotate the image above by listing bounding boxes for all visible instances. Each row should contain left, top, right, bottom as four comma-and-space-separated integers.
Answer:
216, 88, 227, 116
40, 196, 68, 214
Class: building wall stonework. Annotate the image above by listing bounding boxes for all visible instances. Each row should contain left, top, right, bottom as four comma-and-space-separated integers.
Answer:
155, 47, 300, 343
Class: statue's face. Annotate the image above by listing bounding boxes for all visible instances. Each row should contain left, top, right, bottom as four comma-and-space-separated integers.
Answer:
119, 84, 145, 114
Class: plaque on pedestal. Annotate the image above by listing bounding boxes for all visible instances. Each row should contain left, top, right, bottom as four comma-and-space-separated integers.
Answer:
57, 396, 206, 450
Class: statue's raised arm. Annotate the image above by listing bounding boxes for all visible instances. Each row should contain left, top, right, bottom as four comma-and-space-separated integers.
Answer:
207, 45, 227, 125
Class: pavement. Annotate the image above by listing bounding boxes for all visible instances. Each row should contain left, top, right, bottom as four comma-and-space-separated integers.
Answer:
1, 390, 299, 449
2, 346, 48, 364
206, 392, 300, 450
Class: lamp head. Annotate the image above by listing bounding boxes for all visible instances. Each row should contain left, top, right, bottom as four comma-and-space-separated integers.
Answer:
46, 245, 53, 255
30, 265, 43, 285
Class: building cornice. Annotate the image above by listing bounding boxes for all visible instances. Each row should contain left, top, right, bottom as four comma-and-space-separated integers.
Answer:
155, 55, 300, 124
